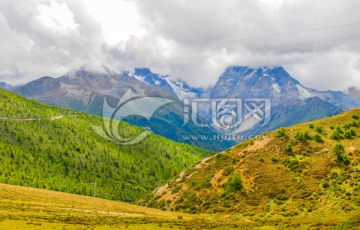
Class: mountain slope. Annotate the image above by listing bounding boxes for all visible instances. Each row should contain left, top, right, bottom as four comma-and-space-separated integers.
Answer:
0, 89, 213, 202
142, 109, 360, 217
14, 68, 233, 151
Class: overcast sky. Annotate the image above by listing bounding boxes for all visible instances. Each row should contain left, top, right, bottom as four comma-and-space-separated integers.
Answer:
0, 0, 359, 90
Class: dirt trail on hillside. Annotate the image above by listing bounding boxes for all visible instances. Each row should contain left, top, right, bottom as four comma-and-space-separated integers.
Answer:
0, 115, 79, 121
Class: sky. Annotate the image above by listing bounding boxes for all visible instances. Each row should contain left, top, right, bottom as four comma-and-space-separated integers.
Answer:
0, 0, 359, 90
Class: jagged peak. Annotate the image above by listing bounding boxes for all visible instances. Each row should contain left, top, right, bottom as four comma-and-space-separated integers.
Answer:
134, 68, 154, 76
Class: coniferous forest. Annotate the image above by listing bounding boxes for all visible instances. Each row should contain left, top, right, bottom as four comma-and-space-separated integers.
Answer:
0, 89, 213, 202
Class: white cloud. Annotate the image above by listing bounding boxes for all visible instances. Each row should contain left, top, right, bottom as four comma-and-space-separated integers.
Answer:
0, 0, 359, 90
84, 0, 145, 45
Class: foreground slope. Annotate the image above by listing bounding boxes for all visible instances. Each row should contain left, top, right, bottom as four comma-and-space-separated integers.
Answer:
142, 109, 360, 218
0, 89, 212, 202
1, 183, 359, 229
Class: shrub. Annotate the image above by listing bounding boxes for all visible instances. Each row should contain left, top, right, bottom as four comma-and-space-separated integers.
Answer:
352, 114, 359, 120
333, 143, 345, 161
285, 158, 299, 170
201, 178, 212, 188
314, 133, 324, 143
343, 155, 351, 165
343, 122, 352, 130
352, 121, 359, 127
322, 182, 330, 188
344, 128, 356, 140
344, 130, 353, 139
295, 130, 312, 142
276, 128, 287, 138
285, 143, 293, 153
227, 172, 243, 191
315, 125, 324, 134
309, 124, 314, 129
222, 166, 235, 176
271, 156, 278, 162
349, 128, 357, 136
336, 126, 344, 134
330, 129, 344, 140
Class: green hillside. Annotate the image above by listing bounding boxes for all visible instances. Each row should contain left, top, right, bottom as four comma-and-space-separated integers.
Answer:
142, 109, 360, 219
0, 89, 213, 202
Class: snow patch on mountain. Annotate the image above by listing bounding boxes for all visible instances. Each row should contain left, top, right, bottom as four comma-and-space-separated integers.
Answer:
166, 79, 197, 100
296, 85, 315, 100
272, 83, 281, 93
131, 74, 147, 84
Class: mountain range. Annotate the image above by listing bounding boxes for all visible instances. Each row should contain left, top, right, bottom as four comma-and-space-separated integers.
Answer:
2, 65, 360, 151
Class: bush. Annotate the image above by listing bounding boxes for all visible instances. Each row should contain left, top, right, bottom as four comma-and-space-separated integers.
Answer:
285, 143, 293, 153
314, 133, 324, 143
349, 128, 357, 136
271, 156, 278, 162
344, 130, 353, 139
343, 122, 352, 130
330, 129, 344, 140
285, 158, 299, 170
344, 128, 356, 140
201, 177, 212, 188
333, 143, 345, 161
227, 172, 243, 191
276, 128, 287, 138
322, 183, 330, 188
352, 114, 359, 120
315, 125, 324, 134
295, 130, 312, 142
336, 126, 344, 134
222, 166, 235, 176
343, 155, 351, 165
309, 124, 314, 129
352, 121, 359, 127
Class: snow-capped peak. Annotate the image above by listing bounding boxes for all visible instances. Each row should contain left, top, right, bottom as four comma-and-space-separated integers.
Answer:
165, 79, 198, 100
296, 85, 315, 100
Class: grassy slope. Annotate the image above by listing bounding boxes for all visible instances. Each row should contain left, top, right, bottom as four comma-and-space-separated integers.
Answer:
1, 183, 359, 229
142, 109, 360, 227
0, 89, 213, 202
